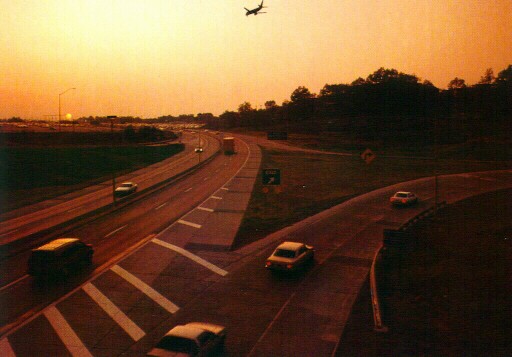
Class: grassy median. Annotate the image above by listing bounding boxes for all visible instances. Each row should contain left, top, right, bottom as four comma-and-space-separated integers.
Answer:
232, 146, 510, 248
0, 144, 184, 213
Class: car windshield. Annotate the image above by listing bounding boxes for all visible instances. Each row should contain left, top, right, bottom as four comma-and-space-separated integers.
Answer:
396, 193, 408, 198
273, 249, 296, 258
120, 183, 132, 187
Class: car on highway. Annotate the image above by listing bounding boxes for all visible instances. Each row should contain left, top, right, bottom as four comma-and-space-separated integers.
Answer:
390, 191, 418, 206
265, 241, 315, 272
147, 322, 226, 356
194, 147, 203, 153
115, 182, 138, 196
28, 238, 94, 278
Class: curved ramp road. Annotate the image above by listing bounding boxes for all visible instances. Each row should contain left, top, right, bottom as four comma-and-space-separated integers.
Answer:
0, 167, 509, 356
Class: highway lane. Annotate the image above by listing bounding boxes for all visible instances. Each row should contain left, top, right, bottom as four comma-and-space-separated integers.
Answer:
0, 137, 249, 335
0, 133, 220, 246
1, 166, 509, 355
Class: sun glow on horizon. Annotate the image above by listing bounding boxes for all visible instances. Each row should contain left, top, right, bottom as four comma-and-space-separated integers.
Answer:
1, 0, 511, 119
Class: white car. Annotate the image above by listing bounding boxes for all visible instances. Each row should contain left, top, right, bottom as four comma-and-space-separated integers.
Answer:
390, 191, 418, 206
114, 182, 138, 196
194, 147, 203, 153
148, 322, 226, 356
265, 241, 315, 271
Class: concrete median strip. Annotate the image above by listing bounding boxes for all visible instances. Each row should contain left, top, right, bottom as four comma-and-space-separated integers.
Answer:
44, 306, 93, 357
152, 238, 228, 276
82, 283, 145, 341
111, 265, 179, 314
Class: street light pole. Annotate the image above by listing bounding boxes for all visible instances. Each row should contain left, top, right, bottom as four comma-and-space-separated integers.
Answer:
58, 87, 75, 131
108, 116, 118, 206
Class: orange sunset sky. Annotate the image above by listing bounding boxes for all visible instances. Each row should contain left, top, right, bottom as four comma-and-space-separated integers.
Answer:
1, 0, 511, 119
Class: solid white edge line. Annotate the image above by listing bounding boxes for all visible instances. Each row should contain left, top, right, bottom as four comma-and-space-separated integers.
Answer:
152, 239, 228, 276
197, 206, 214, 212
0, 338, 16, 357
44, 306, 93, 357
104, 224, 128, 238
155, 202, 167, 210
177, 219, 202, 229
111, 265, 179, 314
185, 187, 192, 192
83, 283, 145, 341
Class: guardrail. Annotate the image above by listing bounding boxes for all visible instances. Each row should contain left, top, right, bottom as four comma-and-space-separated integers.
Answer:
370, 201, 447, 332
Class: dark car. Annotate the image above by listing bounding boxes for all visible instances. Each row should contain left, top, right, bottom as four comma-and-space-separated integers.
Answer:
28, 238, 93, 278
148, 322, 226, 357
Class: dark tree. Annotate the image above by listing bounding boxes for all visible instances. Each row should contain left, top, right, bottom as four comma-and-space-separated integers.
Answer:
478, 68, 495, 84
448, 77, 466, 89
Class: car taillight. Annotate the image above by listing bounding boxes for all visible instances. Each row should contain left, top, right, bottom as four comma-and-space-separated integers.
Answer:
265, 261, 272, 267
402, 199, 407, 204
286, 264, 293, 269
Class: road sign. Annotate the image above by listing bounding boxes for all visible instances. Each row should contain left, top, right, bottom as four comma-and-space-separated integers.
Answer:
360, 148, 376, 164
262, 169, 281, 185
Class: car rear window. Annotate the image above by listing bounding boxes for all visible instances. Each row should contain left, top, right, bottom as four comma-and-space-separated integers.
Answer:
156, 336, 197, 353
120, 183, 132, 187
396, 193, 407, 198
274, 249, 296, 258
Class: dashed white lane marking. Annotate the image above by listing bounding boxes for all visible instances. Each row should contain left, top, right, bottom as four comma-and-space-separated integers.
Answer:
44, 306, 93, 357
111, 265, 179, 314
104, 225, 128, 238
155, 202, 167, 210
211, 196, 222, 200
197, 206, 214, 212
177, 219, 202, 229
221, 187, 229, 191
203, 177, 209, 181
152, 239, 228, 276
83, 283, 145, 341
0, 338, 16, 357
185, 187, 193, 192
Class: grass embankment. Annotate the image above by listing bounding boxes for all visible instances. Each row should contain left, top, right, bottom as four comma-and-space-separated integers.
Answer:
0, 144, 184, 213
336, 190, 511, 356
232, 146, 510, 248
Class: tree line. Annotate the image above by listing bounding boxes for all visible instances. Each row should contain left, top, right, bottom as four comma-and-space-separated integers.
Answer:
204, 65, 511, 145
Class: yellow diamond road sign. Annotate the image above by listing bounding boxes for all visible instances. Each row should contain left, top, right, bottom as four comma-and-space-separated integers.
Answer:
361, 148, 376, 164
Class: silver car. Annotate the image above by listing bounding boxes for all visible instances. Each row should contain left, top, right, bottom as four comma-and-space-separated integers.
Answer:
265, 241, 315, 271
114, 182, 138, 196
148, 322, 226, 356
390, 191, 418, 206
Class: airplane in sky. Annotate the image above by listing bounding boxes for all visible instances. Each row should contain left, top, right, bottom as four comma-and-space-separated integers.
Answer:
245, 0, 267, 16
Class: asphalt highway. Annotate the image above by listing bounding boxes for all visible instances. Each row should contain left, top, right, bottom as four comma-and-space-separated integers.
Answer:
0, 133, 219, 245
0, 135, 248, 336
0, 132, 510, 356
